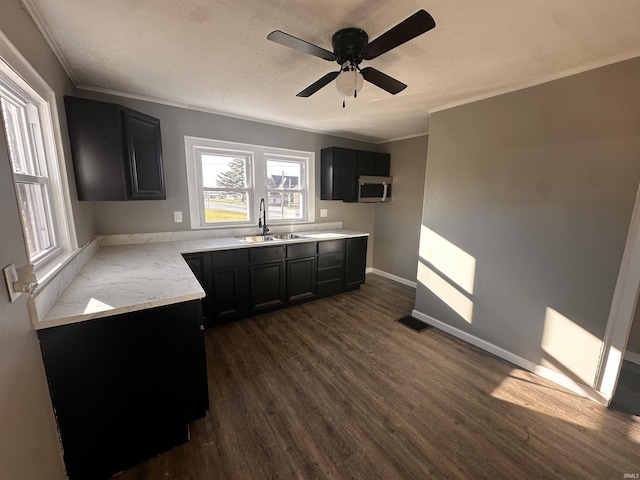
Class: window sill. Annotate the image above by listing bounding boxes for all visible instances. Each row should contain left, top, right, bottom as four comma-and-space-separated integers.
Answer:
28, 237, 100, 326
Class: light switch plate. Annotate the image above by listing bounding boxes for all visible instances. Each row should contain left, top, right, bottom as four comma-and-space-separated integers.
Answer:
3, 264, 19, 302
320, 209, 328, 218
174, 211, 183, 223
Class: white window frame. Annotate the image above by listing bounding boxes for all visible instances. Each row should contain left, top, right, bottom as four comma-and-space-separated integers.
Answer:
0, 32, 77, 276
185, 136, 315, 230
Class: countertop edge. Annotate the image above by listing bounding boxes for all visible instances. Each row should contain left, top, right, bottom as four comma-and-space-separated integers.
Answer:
35, 229, 369, 330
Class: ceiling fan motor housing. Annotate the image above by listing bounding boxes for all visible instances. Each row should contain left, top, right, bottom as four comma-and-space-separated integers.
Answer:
332, 28, 368, 66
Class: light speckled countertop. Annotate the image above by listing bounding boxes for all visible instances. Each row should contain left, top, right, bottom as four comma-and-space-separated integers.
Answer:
36, 229, 368, 330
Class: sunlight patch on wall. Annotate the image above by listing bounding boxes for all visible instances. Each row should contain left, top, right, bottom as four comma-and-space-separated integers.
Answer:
417, 261, 474, 323
419, 225, 476, 294
541, 307, 603, 386
83, 297, 113, 314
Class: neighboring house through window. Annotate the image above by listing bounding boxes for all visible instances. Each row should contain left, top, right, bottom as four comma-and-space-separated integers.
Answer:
185, 137, 315, 229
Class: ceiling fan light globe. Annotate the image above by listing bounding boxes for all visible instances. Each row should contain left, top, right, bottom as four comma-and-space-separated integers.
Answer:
336, 70, 363, 97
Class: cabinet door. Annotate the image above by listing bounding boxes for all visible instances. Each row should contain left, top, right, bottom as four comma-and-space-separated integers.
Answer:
333, 148, 358, 201
374, 153, 391, 176
345, 237, 368, 288
287, 256, 316, 302
211, 250, 249, 324
182, 253, 211, 323
122, 109, 166, 199
37, 301, 207, 480
65, 96, 126, 201
357, 150, 376, 176
249, 261, 285, 311
321, 147, 357, 201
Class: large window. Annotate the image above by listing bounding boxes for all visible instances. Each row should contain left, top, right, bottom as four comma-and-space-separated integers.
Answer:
0, 52, 76, 272
185, 137, 314, 229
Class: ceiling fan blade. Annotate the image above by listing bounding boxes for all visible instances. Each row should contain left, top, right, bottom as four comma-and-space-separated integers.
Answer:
267, 30, 336, 61
296, 71, 340, 97
360, 67, 407, 95
362, 10, 436, 60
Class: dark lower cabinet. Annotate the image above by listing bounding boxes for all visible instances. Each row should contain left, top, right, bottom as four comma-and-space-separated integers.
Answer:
37, 300, 208, 480
182, 252, 211, 323
210, 249, 249, 325
183, 236, 367, 327
249, 246, 285, 311
250, 261, 286, 310
286, 256, 316, 302
317, 239, 346, 296
286, 242, 317, 302
345, 236, 368, 288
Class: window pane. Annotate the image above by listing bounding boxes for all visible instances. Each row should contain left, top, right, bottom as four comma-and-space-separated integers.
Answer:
201, 154, 247, 188
268, 191, 302, 220
15, 182, 54, 259
203, 190, 249, 223
0, 96, 38, 176
266, 160, 301, 190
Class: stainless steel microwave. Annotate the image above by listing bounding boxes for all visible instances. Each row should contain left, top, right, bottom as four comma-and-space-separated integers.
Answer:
358, 176, 392, 202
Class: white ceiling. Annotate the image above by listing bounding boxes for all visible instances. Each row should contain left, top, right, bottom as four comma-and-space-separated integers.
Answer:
23, 0, 640, 143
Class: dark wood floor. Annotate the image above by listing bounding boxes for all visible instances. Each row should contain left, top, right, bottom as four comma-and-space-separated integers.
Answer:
115, 274, 640, 479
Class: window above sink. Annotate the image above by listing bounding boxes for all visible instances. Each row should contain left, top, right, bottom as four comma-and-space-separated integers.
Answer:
184, 137, 315, 230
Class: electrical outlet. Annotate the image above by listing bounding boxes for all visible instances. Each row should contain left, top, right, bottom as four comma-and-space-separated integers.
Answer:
3, 264, 19, 302
174, 211, 183, 223
320, 209, 328, 218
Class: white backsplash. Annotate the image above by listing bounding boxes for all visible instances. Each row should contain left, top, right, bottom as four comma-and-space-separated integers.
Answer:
98, 221, 343, 246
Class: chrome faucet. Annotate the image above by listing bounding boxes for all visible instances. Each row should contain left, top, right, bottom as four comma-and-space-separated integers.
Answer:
258, 198, 269, 236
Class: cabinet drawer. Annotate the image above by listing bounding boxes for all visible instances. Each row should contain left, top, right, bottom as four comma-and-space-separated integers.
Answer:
249, 245, 284, 264
286, 242, 316, 259
346, 236, 367, 252
318, 239, 344, 254
317, 252, 344, 268
317, 265, 344, 283
317, 279, 344, 296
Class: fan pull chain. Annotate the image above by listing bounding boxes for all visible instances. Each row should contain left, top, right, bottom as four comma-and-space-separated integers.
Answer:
354, 72, 358, 98
342, 97, 346, 108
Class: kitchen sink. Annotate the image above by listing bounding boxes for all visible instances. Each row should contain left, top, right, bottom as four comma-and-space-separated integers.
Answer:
271, 233, 303, 240
237, 233, 304, 243
237, 235, 273, 243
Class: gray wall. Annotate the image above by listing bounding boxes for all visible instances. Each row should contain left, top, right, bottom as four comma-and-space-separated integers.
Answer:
0, 2, 71, 478
415, 56, 640, 388
1, 2, 95, 246
375, 135, 429, 282
79, 91, 381, 266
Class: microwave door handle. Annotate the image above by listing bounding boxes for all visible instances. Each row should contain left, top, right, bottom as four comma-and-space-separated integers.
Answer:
382, 183, 389, 201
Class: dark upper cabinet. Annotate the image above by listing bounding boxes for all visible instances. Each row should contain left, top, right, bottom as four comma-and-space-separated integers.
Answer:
356, 151, 390, 176
321, 147, 390, 202
65, 96, 165, 201
321, 147, 358, 201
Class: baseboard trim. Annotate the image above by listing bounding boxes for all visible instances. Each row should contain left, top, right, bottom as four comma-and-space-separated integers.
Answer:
411, 309, 610, 406
624, 350, 640, 366
371, 269, 417, 288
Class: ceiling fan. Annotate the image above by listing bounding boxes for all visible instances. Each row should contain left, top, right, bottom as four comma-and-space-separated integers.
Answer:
267, 10, 436, 103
